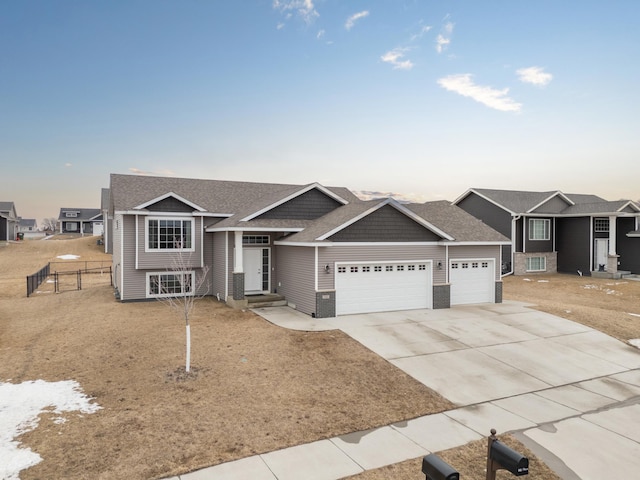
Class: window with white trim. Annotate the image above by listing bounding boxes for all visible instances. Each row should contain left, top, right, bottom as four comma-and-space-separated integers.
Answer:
525, 256, 546, 272
529, 219, 550, 240
65, 212, 78, 218
594, 218, 609, 232
147, 271, 194, 298
147, 218, 194, 250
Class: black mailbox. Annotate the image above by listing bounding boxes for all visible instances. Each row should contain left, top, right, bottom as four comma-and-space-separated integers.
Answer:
490, 440, 529, 476
422, 453, 460, 480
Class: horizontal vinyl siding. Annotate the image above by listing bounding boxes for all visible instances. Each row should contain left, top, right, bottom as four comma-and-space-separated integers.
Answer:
112, 214, 123, 293
448, 245, 501, 281
121, 215, 146, 300
200, 232, 214, 296
275, 245, 316, 316
318, 244, 445, 290
212, 232, 228, 300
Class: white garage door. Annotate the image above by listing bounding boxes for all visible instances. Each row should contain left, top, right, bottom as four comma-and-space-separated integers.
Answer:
336, 261, 432, 315
450, 259, 495, 305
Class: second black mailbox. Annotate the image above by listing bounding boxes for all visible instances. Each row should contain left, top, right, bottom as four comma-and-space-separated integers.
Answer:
490, 440, 529, 476
422, 453, 460, 480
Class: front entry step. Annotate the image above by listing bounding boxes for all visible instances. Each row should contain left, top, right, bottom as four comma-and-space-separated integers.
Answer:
246, 293, 287, 308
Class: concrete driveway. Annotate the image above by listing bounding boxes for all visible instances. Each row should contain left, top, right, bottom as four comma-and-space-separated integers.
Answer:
249, 301, 640, 480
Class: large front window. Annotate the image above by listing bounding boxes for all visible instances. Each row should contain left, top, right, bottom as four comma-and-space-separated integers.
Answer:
147, 218, 193, 250
529, 219, 550, 241
147, 272, 194, 298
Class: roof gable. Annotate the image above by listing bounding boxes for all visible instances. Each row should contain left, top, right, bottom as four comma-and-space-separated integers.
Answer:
134, 192, 206, 212
243, 184, 348, 221
530, 193, 574, 214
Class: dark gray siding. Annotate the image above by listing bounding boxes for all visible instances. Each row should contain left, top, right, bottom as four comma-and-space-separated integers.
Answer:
0, 218, 6, 241
617, 217, 640, 274
212, 232, 228, 299
147, 197, 194, 212
533, 196, 571, 214
329, 204, 441, 242
456, 194, 511, 237
257, 189, 342, 220
524, 217, 553, 253
556, 217, 590, 274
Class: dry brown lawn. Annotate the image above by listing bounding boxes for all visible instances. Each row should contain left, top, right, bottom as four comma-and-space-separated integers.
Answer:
2, 238, 638, 480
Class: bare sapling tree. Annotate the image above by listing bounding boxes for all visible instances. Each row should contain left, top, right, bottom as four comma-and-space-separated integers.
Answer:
152, 240, 210, 373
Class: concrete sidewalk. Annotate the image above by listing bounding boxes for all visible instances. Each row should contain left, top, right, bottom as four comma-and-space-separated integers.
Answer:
166, 302, 640, 480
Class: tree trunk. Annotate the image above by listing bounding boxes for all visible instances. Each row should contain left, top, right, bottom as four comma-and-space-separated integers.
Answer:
185, 324, 191, 373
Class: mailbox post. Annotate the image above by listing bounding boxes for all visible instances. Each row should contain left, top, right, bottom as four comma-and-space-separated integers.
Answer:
486, 429, 529, 480
422, 453, 460, 480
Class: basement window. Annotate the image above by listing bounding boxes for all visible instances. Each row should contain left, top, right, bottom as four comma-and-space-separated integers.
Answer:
526, 256, 546, 272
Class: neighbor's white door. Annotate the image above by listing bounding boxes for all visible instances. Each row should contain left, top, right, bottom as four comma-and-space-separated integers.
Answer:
595, 239, 609, 270
243, 248, 266, 293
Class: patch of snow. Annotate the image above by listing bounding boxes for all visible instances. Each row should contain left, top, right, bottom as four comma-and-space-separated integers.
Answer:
628, 313, 640, 318
537, 280, 549, 283
629, 339, 640, 349
523, 278, 532, 282
0, 379, 101, 480
56, 254, 80, 260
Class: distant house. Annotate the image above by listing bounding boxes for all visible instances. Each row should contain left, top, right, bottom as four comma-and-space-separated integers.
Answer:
453, 188, 640, 277
107, 174, 510, 317
0, 201, 19, 241
58, 208, 103, 236
18, 218, 38, 232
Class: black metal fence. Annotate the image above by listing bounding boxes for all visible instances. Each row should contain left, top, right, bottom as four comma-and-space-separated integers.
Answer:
26, 262, 112, 297
26, 262, 50, 297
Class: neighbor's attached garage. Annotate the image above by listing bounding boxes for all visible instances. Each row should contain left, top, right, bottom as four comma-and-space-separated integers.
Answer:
449, 259, 495, 305
335, 261, 432, 315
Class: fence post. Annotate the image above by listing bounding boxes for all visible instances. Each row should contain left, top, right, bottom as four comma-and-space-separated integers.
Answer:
78, 270, 82, 290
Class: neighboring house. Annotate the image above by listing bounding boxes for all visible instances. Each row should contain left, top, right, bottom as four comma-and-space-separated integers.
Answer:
58, 208, 103, 235
453, 188, 640, 277
0, 201, 19, 241
108, 174, 509, 318
18, 218, 38, 232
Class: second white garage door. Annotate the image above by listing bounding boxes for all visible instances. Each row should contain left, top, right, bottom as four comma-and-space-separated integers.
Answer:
335, 261, 432, 315
450, 259, 495, 305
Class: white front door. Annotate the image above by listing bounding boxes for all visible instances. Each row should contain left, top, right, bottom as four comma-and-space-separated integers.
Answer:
243, 248, 268, 293
595, 239, 609, 270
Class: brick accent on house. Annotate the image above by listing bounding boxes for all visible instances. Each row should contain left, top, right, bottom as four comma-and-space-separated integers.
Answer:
513, 252, 558, 275
433, 284, 451, 309
232, 272, 245, 300
495, 281, 503, 303
315, 290, 336, 318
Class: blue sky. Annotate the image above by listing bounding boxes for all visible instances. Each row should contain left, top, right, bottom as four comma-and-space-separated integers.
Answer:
2, 1, 639, 222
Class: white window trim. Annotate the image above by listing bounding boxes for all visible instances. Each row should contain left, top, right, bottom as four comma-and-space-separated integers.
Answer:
145, 216, 195, 253
146, 271, 195, 298
528, 218, 550, 241
525, 256, 546, 272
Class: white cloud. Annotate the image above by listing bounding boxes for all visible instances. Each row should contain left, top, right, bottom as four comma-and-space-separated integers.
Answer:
273, 0, 318, 24
129, 167, 175, 176
276, 22, 285, 30
517, 66, 553, 86
381, 49, 414, 70
436, 21, 454, 53
410, 24, 433, 42
438, 74, 522, 112
345, 10, 369, 30
316, 29, 325, 39
64, 163, 72, 167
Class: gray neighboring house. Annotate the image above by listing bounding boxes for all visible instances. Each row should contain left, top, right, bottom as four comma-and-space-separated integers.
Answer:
454, 188, 640, 277
18, 218, 38, 232
101, 188, 113, 253
108, 173, 509, 317
0, 201, 19, 241
58, 208, 103, 235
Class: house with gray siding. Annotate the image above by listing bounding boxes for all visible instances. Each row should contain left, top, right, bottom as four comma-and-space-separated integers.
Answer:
58, 208, 103, 235
0, 201, 20, 241
108, 174, 509, 318
454, 188, 640, 277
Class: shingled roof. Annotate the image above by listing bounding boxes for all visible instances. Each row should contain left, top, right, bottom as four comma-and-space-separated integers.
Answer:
109, 174, 358, 214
